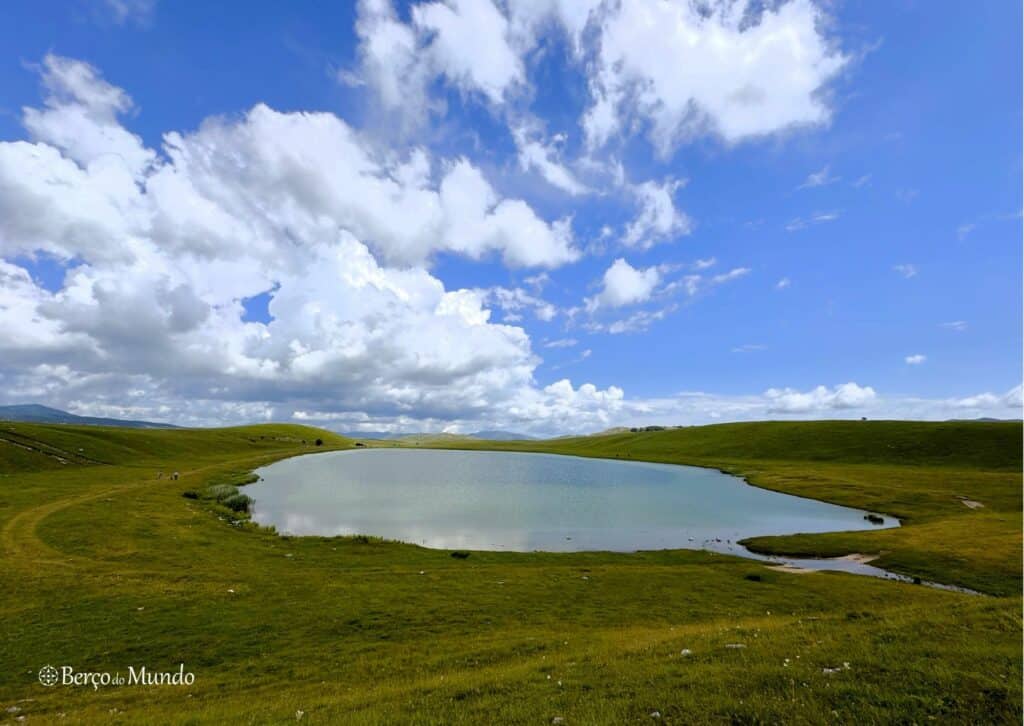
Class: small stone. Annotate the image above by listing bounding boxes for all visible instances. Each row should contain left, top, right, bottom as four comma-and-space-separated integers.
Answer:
7, 706, 22, 714
650, 711, 662, 719
725, 643, 746, 649
680, 648, 692, 656
551, 718, 565, 725
296, 710, 305, 721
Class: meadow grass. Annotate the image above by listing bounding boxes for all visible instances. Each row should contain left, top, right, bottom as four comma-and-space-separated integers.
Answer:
0, 420, 1020, 724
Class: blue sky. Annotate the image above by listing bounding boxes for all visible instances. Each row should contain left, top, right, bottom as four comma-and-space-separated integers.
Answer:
0, 0, 1020, 433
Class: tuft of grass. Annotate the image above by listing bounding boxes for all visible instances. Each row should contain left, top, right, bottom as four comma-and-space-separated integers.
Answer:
203, 483, 239, 501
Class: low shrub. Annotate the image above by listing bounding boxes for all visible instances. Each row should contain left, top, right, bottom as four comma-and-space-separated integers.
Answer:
222, 493, 253, 513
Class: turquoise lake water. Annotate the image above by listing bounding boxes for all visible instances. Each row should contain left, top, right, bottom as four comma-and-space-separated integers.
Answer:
248, 449, 898, 554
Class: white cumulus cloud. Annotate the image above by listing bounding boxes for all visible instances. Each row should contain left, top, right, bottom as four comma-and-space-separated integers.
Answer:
587, 258, 661, 310
622, 178, 691, 248
582, 0, 847, 154
765, 382, 877, 413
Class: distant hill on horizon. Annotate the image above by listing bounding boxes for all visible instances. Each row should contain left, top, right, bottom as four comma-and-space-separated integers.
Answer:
0, 404, 178, 429
343, 429, 534, 441
948, 417, 1023, 423
469, 430, 536, 440
339, 431, 405, 440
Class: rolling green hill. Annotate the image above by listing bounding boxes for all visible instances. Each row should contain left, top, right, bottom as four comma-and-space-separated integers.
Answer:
0, 420, 1019, 723
426, 420, 1022, 470
0, 422, 349, 474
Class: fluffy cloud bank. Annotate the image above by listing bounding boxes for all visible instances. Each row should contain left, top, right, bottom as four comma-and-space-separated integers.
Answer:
353, 0, 846, 155
0, 55, 601, 431
0, 54, 874, 439
1, 54, 1017, 437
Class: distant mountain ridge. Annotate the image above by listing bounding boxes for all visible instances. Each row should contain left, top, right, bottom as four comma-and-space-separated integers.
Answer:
0, 404, 177, 429
339, 431, 404, 440
469, 430, 535, 440
342, 429, 534, 441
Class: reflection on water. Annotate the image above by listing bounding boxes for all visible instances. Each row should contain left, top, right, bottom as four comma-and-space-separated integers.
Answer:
249, 449, 899, 554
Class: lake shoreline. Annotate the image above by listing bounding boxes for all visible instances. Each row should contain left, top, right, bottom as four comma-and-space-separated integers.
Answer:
237, 446, 988, 593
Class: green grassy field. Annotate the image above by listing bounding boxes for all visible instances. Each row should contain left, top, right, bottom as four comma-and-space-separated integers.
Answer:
0, 420, 1020, 724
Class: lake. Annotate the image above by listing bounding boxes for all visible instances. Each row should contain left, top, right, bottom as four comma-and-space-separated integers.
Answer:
249, 449, 899, 559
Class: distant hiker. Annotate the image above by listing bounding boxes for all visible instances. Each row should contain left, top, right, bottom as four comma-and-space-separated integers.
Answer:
157, 472, 163, 479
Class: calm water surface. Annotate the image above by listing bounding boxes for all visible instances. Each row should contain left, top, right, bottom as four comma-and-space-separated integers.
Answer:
249, 449, 899, 559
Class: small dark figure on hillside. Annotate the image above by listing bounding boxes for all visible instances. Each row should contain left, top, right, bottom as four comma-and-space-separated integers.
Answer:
450, 551, 470, 559
355, 442, 366, 447
171, 471, 180, 480
864, 513, 885, 525
315, 438, 323, 446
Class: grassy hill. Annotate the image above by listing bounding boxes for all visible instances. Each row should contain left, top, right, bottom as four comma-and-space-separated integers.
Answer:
426, 420, 1021, 470
0, 421, 349, 474
0, 420, 1019, 723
